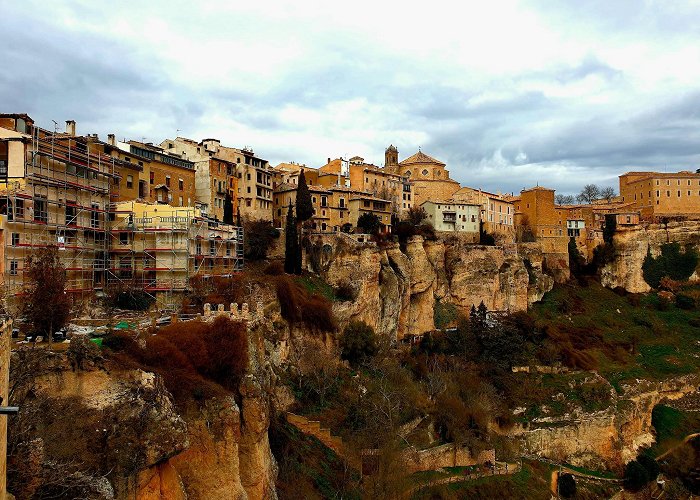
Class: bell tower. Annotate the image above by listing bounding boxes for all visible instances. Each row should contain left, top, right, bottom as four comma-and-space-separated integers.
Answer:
384, 144, 398, 170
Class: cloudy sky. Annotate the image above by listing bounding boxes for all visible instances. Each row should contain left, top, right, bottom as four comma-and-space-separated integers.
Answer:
3, 0, 700, 195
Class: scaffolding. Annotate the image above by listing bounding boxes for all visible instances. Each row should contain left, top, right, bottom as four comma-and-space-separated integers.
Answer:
1, 123, 244, 307
2, 126, 116, 296
106, 202, 244, 308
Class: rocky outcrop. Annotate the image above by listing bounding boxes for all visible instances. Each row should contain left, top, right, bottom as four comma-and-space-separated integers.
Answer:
511, 373, 700, 469
315, 234, 554, 340
602, 221, 700, 293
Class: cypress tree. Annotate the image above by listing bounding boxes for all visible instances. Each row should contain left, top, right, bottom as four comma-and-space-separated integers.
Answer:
296, 170, 314, 222
223, 193, 234, 225
284, 204, 297, 274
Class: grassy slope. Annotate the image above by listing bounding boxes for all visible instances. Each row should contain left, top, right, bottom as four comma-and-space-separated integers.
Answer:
529, 281, 700, 390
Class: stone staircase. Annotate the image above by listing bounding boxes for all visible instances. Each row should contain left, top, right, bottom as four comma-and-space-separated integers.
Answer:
286, 412, 361, 471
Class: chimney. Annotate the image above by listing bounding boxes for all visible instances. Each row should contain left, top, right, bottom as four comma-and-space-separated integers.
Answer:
107, 134, 116, 146
65, 120, 76, 136
327, 157, 331, 164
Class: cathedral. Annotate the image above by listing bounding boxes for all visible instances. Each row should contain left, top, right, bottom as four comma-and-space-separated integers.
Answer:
384, 145, 460, 205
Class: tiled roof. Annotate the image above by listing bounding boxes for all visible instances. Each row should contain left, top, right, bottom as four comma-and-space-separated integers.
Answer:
399, 151, 445, 166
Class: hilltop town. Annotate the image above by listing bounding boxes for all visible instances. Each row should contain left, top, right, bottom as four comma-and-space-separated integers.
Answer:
0, 113, 698, 308
2, 114, 700, 499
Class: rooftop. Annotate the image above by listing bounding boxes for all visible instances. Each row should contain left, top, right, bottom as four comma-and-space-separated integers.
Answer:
399, 150, 445, 166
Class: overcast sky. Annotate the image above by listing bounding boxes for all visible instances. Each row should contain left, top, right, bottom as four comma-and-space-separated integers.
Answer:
3, 0, 700, 195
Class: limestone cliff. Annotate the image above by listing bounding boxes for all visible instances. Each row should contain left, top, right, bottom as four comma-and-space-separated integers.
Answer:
602, 220, 700, 293
312, 234, 554, 340
510, 373, 700, 469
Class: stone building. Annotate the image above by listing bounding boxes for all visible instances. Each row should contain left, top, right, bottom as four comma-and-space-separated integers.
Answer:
511, 186, 569, 255
163, 139, 273, 221
318, 156, 413, 216
451, 186, 514, 238
105, 138, 197, 208
385, 147, 460, 206
619, 170, 700, 220
159, 137, 238, 221
421, 200, 480, 239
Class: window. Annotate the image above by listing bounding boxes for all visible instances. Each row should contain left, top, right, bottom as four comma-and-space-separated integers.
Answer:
422, 169, 429, 176
339, 198, 345, 208
91, 203, 100, 228
13, 199, 24, 220
165, 175, 171, 187
196, 240, 202, 255
34, 198, 47, 223
11, 233, 19, 246
126, 175, 133, 189
321, 196, 327, 207
150, 171, 154, 184
10, 260, 18, 276
179, 196, 183, 206
119, 232, 129, 245
179, 179, 184, 190
66, 205, 77, 225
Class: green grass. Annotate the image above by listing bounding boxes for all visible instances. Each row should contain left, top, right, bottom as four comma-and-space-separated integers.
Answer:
295, 274, 336, 301
649, 404, 700, 457
529, 281, 700, 388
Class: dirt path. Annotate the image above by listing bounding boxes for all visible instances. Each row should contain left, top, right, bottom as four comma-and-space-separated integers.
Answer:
656, 432, 700, 461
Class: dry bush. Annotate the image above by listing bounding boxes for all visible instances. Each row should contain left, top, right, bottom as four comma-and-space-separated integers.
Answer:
276, 275, 336, 332
264, 261, 285, 275
104, 317, 248, 404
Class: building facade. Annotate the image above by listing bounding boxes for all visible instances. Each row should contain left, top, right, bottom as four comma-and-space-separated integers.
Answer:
421, 200, 480, 239
451, 186, 514, 237
619, 171, 700, 220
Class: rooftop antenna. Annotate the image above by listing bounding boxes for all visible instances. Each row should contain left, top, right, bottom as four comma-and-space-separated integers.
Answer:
176, 129, 181, 138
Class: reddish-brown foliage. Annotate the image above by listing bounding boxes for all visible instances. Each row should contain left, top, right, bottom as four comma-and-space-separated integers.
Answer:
275, 275, 336, 332
104, 317, 248, 404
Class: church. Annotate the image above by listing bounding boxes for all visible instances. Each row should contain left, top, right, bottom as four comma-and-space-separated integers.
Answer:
384, 145, 460, 206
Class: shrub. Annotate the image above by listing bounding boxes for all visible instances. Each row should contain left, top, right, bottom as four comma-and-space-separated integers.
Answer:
624, 459, 652, 492
108, 287, 154, 311
405, 206, 428, 226
357, 213, 382, 235
244, 219, 280, 260
275, 275, 336, 332
340, 320, 378, 368
676, 293, 696, 310
264, 261, 285, 275
558, 473, 576, 498
642, 243, 699, 288
434, 300, 458, 330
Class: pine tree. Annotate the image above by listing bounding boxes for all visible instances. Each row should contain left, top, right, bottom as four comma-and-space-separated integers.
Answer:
296, 170, 314, 222
284, 204, 297, 274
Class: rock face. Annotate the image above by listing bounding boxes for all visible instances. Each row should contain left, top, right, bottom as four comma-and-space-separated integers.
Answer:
602, 221, 700, 293
314, 234, 554, 340
510, 374, 700, 469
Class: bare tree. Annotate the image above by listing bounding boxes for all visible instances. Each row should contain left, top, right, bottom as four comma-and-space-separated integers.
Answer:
600, 186, 616, 201
554, 194, 575, 205
576, 184, 601, 204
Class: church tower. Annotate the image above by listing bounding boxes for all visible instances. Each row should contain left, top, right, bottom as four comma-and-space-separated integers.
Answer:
385, 144, 398, 170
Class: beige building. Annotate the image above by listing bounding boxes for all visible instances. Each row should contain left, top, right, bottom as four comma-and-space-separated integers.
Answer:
421, 200, 480, 239
619, 170, 700, 220
385, 147, 460, 206
452, 186, 514, 237
348, 193, 392, 233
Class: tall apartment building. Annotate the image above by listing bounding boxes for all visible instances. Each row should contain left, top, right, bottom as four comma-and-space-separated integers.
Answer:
619, 170, 700, 220
164, 140, 273, 221
159, 137, 238, 220
0, 115, 115, 295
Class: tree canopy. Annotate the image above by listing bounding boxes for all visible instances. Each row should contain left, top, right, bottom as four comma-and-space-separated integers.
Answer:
296, 170, 314, 222
357, 213, 382, 235
23, 246, 71, 345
